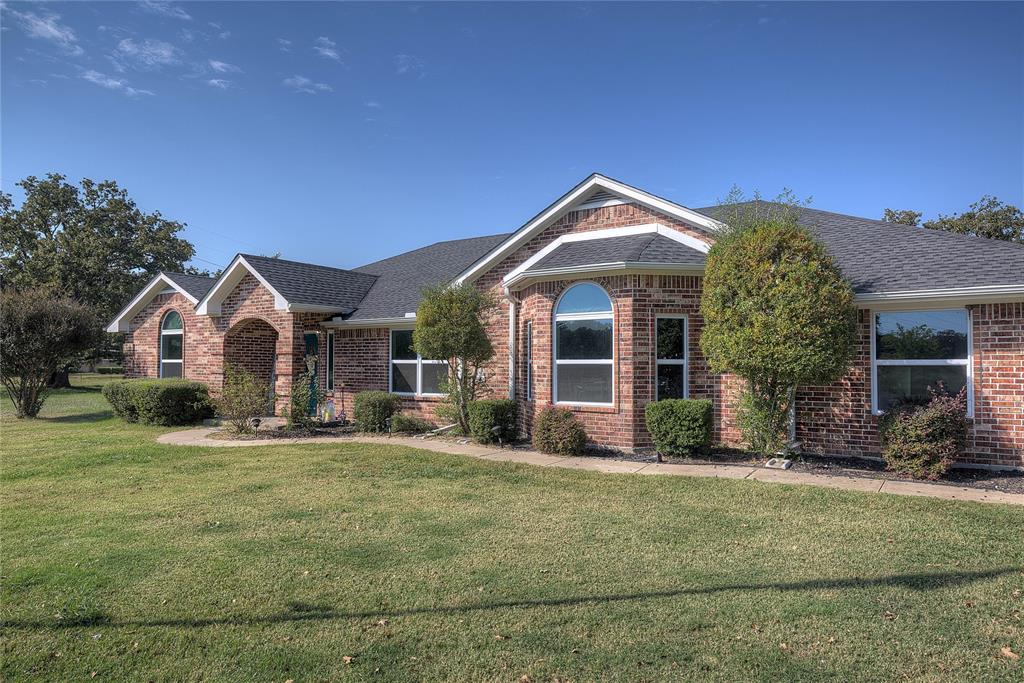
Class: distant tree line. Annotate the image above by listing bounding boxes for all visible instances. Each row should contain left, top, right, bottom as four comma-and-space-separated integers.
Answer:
883, 196, 1023, 243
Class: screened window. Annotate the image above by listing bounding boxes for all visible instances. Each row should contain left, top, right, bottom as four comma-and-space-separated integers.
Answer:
525, 321, 533, 400
159, 310, 183, 378
326, 332, 335, 391
554, 283, 613, 405
656, 316, 688, 400
873, 309, 970, 413
390, 329, 446, 395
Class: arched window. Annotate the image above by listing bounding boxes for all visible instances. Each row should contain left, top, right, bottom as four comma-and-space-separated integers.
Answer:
160, 310, 184, 378
554, 283, 613, 405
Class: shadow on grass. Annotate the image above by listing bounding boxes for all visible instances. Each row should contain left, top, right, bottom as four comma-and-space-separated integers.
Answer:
3, 567, 1019, 631
39, 410, 113, 424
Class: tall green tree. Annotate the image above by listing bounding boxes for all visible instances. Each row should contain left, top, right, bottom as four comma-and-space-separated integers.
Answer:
882, 208, 922, 227
1, 173, 199, 383
414, 283, 496, 434
883, 197, 1023, 243
701, 191, 857, 453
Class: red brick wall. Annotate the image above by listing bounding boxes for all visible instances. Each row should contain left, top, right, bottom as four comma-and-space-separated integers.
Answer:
970, 302, 1024, 466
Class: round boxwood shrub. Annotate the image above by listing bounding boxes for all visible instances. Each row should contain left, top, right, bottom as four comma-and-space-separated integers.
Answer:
532, 407, 586, 456
879, 389, 968, 480
391, 413, 435, 434
467, 399, 519, 444
353, 391, 401, 432
645, 398, 712, 457
102, 379, 213, 425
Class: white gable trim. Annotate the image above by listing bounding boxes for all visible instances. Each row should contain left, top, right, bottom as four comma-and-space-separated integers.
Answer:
455, 174, 726, 285
195, 254, 290, 316
106, 273, 199, 333
501, 223, 710, 287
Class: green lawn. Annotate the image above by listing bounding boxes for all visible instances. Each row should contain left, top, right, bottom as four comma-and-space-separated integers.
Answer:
2, 375, 1022, 682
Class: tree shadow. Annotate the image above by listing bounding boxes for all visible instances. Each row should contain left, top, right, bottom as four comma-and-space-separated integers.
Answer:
3, 567, 1018, 631
40, 410, 113, 424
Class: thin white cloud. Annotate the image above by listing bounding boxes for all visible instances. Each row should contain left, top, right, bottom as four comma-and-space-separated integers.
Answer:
313, 36, 340, 61
394, 53, 425, 78
282, 75, 332, 94
137, 1, 192, 22
206, 78, 231, 89
208, 59, 241, 74
5, 7, 83, 56
113, 38, 180, 70
82, 69, 154, 97
277, 38, 292, 52
364, 100, 381, 108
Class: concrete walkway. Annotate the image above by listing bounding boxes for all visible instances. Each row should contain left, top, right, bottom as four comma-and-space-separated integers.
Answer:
157, 428, 1024, 507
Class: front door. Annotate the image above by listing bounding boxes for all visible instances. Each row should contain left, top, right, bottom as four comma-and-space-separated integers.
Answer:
304, 333, 319, 416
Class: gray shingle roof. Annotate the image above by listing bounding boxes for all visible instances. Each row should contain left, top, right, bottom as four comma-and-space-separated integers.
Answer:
163, 272, 217, 300
347, 233, 510, 320
693, 203, 1024, 295
240, 254, 378, 312
527, 233, 706, 272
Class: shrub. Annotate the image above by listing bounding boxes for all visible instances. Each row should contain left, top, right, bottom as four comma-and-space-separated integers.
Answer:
353, 391, 401, 432
102, 379, 213, 425
287, 358, 325, 429
645, 399, 712, 457
533, 407, 586, 456
879, 388, 968, 480
391, 413, 435, 434
216, 364, 273, 434
467, 399, 519, 444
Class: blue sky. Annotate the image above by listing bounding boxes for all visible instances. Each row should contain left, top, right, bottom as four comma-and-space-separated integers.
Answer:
3, 1, 1022, 273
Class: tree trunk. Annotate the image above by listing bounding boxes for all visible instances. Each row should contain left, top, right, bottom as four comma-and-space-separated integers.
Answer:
48, 368, 71, 389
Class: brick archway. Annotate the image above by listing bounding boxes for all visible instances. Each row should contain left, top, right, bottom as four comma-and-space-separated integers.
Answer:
223, 318, 281, 413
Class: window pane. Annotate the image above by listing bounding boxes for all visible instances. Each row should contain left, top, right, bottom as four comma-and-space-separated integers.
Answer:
657, 364, 686, 400
556, 283, 612, 315
421, 363, 448, 394
161, 311, 183, 330
557, 363, 612, 403
877, 365, 967, 411
392, 362, 416, 393
161, 362, 182, 378
656, 318, 685, 360
557, 319, 612, 360
391, 330, 416, 360
876, 310, 968, 360
161, 333, 183, 360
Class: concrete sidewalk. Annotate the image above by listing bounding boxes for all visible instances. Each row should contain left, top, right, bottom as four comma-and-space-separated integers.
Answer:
157, 428, 1024, 507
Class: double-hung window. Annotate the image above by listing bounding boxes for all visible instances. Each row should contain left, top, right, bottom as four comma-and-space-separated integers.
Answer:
554, 283, 614, 405
655, 316, 688, 400
872, 309, 971, 414
159, 310, 184, 378
390, 329, 446, 396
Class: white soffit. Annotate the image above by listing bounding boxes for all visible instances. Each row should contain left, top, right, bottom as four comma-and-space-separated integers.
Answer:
105, 273, 198, 333
194, 254, 289, 315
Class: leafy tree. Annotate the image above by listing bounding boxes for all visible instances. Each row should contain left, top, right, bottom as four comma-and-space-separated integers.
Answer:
923, 196, 1024, 243
882, 208, 922, 227
414, 283, 496, 434
0, 289, 100, 418
0, 173, 199, 385
701, 192, 857, 453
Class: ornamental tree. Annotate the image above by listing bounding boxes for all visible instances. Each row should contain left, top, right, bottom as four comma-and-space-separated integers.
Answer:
414, 283, 496, 434
700, 196, 857, 453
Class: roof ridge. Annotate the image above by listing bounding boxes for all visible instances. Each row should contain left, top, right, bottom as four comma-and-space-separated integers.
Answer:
355, 232, 511, 271
238, 253, 373, 276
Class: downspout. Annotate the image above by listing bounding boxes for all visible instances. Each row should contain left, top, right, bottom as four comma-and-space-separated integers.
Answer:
504, 287, 521, 400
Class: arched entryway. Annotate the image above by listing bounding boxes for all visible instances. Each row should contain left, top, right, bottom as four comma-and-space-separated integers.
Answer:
223, 318, 280, 414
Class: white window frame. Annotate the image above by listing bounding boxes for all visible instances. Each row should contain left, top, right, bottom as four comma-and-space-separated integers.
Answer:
655, 315, 688, 400
870, 307, 973, 417
159, 310, 184, 378
326, 332, 335, 391
389, 328, 446, 397
553, 282, 614, 407
525, 321, 533, 400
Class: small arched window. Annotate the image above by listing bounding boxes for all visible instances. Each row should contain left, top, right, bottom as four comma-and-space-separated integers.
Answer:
160, 310, 184, 378
554, 283, 613, 405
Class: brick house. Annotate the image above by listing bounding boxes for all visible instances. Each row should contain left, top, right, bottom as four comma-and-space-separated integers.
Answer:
107, 174, 1024, 470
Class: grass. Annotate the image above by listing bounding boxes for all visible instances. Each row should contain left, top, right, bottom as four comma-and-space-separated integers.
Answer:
2, 374, 1022, 681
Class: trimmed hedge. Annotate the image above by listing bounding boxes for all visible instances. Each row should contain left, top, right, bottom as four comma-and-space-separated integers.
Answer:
645, 399, 712, 457
533, 407, 586, 456
102, 379, 213, 426
880, 390, 968, 480
391, 413, 435, 434
467, 399, 519, 444
353, 391, 401, 432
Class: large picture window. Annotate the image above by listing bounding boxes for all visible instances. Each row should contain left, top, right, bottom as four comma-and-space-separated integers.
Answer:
390, 329, 446, 396
656, 316, 688, 400
159, 310, 183, 378
873, 309, 971, 413
554, 283, 613, 405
